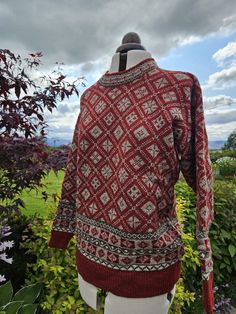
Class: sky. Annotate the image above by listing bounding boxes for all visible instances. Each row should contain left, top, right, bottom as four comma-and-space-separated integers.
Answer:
1, 0, 236, 143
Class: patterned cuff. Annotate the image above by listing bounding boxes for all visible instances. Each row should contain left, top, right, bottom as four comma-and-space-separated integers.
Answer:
196, 233, 213, 281
51, 199, 77, 234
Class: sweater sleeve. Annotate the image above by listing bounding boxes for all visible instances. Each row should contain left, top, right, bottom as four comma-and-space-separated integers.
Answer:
173, 74, 215, 314
48, 113, 81, 250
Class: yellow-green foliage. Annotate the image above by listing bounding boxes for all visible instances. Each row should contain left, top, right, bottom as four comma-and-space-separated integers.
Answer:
169, 278, 195, 314
176, 198, 201, 271
168, 197, 200, 313
21, 215, 91, 313
20, 197, 201, 313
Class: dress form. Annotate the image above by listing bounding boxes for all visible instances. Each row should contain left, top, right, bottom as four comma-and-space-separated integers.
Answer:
78, 32, 176, 314
108, 50, 152, 73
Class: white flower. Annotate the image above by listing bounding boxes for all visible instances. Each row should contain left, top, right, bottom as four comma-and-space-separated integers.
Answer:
0, 274, 6, 282
0, 240, 14, 252
1, 231, 12, 237
215, 156, 236, 163
0, 253, 13, 264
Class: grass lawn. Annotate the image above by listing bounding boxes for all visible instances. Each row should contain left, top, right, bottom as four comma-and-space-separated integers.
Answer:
2, 171, 187, 218
4, 170, 65, 217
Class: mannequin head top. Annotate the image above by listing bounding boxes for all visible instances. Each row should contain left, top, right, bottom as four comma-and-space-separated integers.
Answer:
116, 32, 146, 53
122, 32, 141, 44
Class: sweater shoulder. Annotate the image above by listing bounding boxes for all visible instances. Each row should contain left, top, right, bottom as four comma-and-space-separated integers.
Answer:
157, 67, 197, 84
80, 81, 105, 100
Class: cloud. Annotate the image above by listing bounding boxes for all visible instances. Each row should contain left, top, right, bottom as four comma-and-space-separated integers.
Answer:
206, 110, 236, 124
207, 121, 236, 140
57, 103, 79, 114
203, 95, 236, 138
47, 124, 75, 140
204, 94, 236, 110
204, 39, 236, 91
203, 62, 236, 89
1, 0, 236, 68
203, 95, 236, 139
218, 14, 236, 35
44, 105, 80, 120
212, 41, 236, 67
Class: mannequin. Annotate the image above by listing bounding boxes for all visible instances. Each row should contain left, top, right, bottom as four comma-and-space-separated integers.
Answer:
109, 32, 152, 72
77, 32, 177, 314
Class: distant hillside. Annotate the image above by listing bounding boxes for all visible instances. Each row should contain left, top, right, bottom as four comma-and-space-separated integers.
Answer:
208, 140, 225, 150
46, 137, 71, 147
45, 138, 226, 150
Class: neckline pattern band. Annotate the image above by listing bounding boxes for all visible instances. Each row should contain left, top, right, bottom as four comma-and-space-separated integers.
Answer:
98, 58, 158, 86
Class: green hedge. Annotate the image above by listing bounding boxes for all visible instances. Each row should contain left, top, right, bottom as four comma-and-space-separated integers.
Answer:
175, 177, 236, 285
210, 149, 236, 163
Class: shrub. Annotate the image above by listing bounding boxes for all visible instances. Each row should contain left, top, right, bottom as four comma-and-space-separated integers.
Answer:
210, 149, 236, 163
175, 177, 236, 285
169, 197, 199, 313
213, 283, 233, 313
174, 176, 236, 312
210, 180, 236, 283
19, 212, 91, 314
214, 157, 236, 177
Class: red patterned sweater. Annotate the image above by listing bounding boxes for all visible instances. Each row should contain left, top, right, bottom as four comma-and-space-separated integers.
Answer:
48, 58, 214, 314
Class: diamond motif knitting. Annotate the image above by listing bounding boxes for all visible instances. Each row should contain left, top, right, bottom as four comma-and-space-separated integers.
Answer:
49, 57, 214, 313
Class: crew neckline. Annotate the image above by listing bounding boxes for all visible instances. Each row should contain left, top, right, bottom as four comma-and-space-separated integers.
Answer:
98, 57, 158, 87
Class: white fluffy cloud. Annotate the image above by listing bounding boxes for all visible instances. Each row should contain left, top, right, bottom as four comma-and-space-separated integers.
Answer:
206, 110, 236, 124
205, 39, 236, 90
204, 62, 236, 89
197, 92, 236, 142
203, 95, 236, 140
207, 122, 236, 141
212, 41, 236, 67
204, 94, 236, 110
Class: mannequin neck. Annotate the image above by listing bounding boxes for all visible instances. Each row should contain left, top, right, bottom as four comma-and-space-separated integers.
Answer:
108, 50, 152, 73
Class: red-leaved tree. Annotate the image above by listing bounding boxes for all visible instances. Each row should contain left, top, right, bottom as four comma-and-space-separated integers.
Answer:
0, 49, 84, 213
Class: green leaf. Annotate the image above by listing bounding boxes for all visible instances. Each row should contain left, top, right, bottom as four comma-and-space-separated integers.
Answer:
18, 304, 38, 314
220, 262, 226, 269
220, 229, 231, 239
226, 265, 232, 273
0, 281, 13, 307
67, 296, 75, 304
232, 257, 236, 270
220, 247, 230, 256
223, 256, 230, 265
12, 283, 42, 304
228, 244, 236, 258
1, 301, 23, 314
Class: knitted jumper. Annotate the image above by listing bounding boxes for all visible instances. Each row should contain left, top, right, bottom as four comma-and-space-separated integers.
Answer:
48, 57, 214, 314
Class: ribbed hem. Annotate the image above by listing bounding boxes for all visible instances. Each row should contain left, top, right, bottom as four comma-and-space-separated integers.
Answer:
48, 230, 74, 249
76, 249, 182, 298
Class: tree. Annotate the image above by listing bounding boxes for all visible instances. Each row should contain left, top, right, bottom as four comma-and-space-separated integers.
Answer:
0, 49, 84, 213
222, 130, 236, 151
